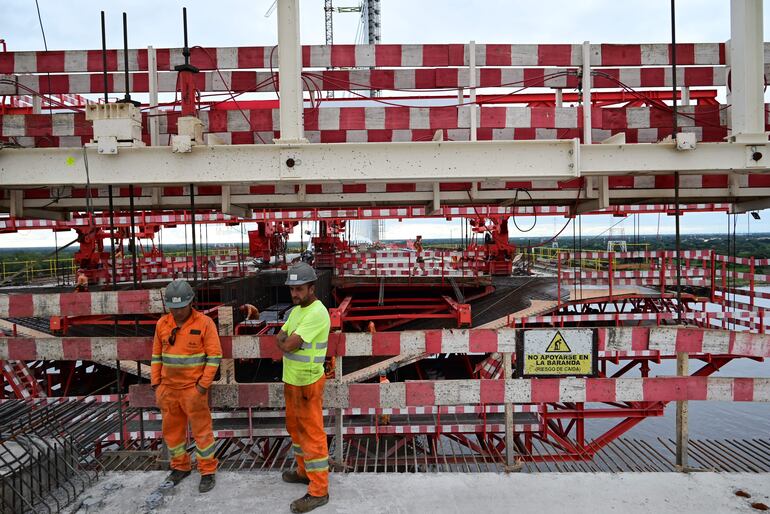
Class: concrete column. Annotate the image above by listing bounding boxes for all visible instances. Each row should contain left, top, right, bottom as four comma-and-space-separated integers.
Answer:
275, 0, 306, 143
728, 0, 767, 142
148, 46, 160, 146
581, 41, 592, 144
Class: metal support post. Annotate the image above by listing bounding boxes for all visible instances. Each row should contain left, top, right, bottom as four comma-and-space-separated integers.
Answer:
148, 46, 160, 146
334, 356, 344, 465
275, 0, 307, 143
581, 41, 592, 144
675, 352, 689, 470
555, 88, 563, 108
469, 40, 477, 142
190, 185, 197, 283
728, 0, 768, 142
503, 352, 516, 469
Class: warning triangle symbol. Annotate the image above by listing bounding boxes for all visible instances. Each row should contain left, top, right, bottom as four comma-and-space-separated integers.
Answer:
546, 331, 571, 353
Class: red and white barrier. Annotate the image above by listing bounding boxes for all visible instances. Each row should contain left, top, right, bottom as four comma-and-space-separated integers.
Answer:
127, 376, 770, 409
3, 327, 770, 360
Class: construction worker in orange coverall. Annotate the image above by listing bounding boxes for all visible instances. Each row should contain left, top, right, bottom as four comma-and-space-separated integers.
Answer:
276, 262, 331, 513
74, 269, 89, 292
240, 303, 260, 320
151, 279, 222, 493
414, 235, 424, 263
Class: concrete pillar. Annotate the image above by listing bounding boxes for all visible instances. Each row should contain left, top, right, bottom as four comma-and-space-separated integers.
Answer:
275, 0, 307, 143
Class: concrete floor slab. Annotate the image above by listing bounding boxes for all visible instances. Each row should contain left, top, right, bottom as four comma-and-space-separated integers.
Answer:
67, 471, 770, 514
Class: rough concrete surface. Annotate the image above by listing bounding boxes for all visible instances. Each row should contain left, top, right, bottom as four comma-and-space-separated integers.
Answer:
65, 471, 770, 514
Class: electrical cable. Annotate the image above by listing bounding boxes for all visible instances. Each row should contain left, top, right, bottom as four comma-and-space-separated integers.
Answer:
509, 188, 537, 233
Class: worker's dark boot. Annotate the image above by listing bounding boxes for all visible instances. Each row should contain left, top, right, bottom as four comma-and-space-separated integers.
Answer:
290, 493, 329, 513
198, 474, 215, 493
164, 469, 191, 486
282, 470, 310, 485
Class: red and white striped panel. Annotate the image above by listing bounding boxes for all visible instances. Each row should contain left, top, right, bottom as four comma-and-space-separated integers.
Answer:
4, 327, 769, 361
128, 375, 770, 409
0, 289, 166, 318
516, 311, 764, 326
558, 250, 712, 260
0, 393, 121, 404
111, 270, 240, 282
138, 403, 541, 421
0, 105, 734, 137
337, 268, 479, 278
560, 269, 709, 280
0, 204, 733, 234
715, 254, 770, 266
0, 43, 728, 75
102, 422, 539, 441
1, 65, 741, 97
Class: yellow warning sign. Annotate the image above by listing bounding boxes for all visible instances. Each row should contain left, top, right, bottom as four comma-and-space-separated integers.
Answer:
545, 331, 571, 353
522, 329, 594, 376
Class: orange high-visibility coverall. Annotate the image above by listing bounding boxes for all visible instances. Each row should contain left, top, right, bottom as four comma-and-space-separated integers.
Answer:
240, 303, 260, 320
151, 309, 223, 475
75, 272, 89, 292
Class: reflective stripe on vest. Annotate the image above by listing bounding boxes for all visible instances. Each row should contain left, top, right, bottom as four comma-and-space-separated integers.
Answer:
161, 353, 206, 367
283, 339, 328, 382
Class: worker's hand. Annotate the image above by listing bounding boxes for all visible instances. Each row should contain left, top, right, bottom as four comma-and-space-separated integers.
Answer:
195, 383, 207, 395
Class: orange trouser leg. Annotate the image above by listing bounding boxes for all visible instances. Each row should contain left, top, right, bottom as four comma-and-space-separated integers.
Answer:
294, 376, 329, 497
157, 385, 191, 472
180, 386, 218, 475
285, 383, 307, 477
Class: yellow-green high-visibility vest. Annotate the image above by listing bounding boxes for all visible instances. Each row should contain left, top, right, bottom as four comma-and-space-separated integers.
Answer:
280, 300, 331, 386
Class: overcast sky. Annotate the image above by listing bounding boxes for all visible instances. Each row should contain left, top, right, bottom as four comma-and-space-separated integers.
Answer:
2, 1, 769, 247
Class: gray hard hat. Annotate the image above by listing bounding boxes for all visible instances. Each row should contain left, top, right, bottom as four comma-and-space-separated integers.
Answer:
285, 262, 317, 286
164, 279, 195, 308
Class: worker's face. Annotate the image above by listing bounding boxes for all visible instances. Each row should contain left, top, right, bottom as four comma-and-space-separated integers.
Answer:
289, 284, 315, 306
170, 304, 192, 325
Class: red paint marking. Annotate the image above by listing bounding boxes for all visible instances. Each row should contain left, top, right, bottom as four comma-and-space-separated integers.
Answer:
405, 381, 435, 406
485, 45, 512, 66
469, 330, 498, 353
372, 332, 401, 356
733, 378, 754, 401
8, 295, 33, 318
530, 378, 560, 403
328, 333, 345, 357
8, 338, 36, 360
116, 337, 152, 360
349, 383, 381, 408
479, 379, 505, 404
585, 378, 617, 403
537, 44, 572, 66
61, 292, 92, 317
601, 44, 641, 66
238, 383, 271, 407
375, 45, 402, 67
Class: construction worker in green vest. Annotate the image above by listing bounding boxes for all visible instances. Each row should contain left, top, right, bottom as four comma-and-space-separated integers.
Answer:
275, 262, 331, 513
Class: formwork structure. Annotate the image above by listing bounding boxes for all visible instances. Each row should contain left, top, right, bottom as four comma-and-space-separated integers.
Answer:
1, 0, 770, 512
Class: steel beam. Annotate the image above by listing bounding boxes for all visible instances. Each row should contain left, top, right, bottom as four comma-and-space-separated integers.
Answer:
0, 139, 581, 187
2, 140, 768, 191
1, 185, 767, 213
